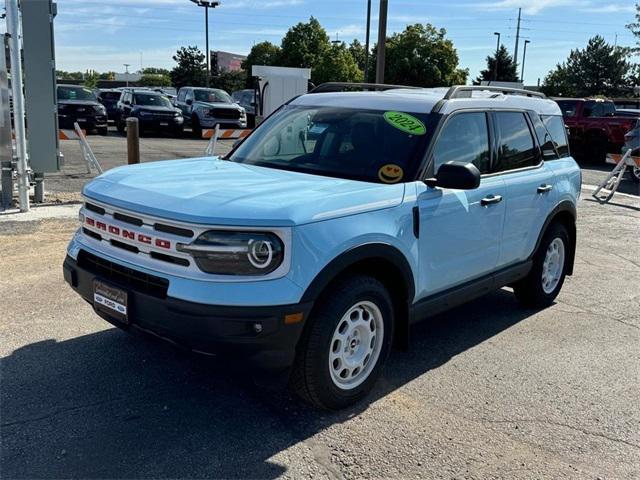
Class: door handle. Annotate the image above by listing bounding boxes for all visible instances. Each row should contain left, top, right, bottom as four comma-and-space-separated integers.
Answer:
537, 184, 553, 193
481, 194, 503, 206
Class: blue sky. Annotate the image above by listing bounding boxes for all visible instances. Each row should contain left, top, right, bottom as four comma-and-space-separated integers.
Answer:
22, 0, 640, 85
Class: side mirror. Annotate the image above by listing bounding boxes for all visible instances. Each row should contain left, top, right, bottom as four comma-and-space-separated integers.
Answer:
186, 99, 193, 106
425, 161, 481, 190
97, 97, 104, 104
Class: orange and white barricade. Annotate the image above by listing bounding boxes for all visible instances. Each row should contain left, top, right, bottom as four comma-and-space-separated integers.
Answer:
592, 150, 640, 203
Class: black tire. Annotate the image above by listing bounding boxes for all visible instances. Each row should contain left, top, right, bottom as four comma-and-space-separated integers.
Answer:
173, 126, 184, 138
587, 137, 608, 163
290, 275, 394, 410
513, 222, 570, 308
191, 115, 202, 138
631, 166, 640, 183
97, 126, 108, 136
116, 121, 125, 134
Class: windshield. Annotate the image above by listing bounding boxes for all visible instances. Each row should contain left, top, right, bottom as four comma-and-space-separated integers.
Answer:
228, 105, 435, 184
100, 91, 121, 101
194, 89, 232, 103
58, 86, 96, 101
134, 93, 172, 108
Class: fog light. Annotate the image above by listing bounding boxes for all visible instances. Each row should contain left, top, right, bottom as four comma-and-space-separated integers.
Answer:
253, 322, 263, 334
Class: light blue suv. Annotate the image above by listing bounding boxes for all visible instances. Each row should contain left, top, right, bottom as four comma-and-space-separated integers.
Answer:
63, 84, 581, 409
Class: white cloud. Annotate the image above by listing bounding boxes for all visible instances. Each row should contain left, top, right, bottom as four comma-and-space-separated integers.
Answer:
580, 4, 636, 13
476, 0, 585, 15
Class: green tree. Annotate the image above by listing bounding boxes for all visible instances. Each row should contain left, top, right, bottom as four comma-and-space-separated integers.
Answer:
170, 46, 206, 89
474, 45, 519, 84
138, 74, 172, 87
210, 70, 247, 93
279, 16, 330, 80
314, 43, 363, 84
348, 39, 367, 72
541, 36, 632, 97
84, 72, 99, 89
142, 67, 171, 76
369, 24, 468, 86
241, 41, 281, 87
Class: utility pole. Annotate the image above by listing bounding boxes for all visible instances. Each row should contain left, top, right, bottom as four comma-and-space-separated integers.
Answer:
375, 0, 388, 84
123, 63, 130, 87
521, 39, 530, 83
190, 1, 220, 87
6, 0, 29, 212
493, 32, 500, 82
364, 0, 371, 81
513, 7, 521, 74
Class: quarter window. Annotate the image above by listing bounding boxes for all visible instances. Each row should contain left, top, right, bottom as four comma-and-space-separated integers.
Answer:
432, 112, 490, 174
177, 89, 186, 102
493, 112, 538, 173
541, 115, 570, 158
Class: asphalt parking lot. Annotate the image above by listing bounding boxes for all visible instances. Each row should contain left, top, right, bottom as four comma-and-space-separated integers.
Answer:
1, 130, 639, 479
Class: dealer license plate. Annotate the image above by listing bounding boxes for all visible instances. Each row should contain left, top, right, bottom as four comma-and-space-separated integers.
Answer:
93, 280, 128, 323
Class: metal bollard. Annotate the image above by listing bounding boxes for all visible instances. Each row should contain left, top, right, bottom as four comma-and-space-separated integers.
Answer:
126, 117, 140, 165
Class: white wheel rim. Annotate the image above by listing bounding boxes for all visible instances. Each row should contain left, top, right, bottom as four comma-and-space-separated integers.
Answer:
328, 301, 384, 390
633, 166, 640, 181
542, 238, 565, 294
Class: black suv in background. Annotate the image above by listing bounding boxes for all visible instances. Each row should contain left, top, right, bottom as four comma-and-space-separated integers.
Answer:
116, 89, 184, 136
97, 89, 122, 122
57, 85, 108, 135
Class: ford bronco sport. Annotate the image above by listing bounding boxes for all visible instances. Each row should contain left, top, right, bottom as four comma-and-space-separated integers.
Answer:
63, 84, 580, 410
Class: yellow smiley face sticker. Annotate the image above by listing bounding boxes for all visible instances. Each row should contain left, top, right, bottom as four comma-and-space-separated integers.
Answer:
378, 164, 404, 184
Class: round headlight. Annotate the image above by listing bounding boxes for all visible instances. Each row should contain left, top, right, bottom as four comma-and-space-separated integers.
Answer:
177, 230, 284, 275
247, 239, 274, 269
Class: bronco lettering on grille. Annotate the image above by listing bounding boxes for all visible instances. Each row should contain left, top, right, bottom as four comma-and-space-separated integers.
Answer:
84, 216, 171, 249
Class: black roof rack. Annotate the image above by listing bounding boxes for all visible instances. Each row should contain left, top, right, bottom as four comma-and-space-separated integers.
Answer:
444, 85, 546, 99
309, 82, 422, 93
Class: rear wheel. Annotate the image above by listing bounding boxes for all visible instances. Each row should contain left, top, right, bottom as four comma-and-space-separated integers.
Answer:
631, 166, 640, 183
513, 222, 570, 308
116, 120, 125, 133
290, 276, 393, 410
97, 126, 108, 136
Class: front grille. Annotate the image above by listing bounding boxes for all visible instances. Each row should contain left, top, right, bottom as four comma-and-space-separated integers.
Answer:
77, 250, 169, 298
114, 211, 143, 226
210, 108, 241, 120
85, 202, 105, 215
150, 111, 175, 119
154, 223, 194, 238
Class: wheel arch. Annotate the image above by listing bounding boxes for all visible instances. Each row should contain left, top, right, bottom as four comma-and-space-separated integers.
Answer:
532, 201, 577, 275
300, 243, 415, 350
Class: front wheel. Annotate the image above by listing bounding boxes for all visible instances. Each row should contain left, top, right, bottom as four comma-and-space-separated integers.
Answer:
191, 115, 202, 138
290, 276, 393, 410
513, 222, 570, 308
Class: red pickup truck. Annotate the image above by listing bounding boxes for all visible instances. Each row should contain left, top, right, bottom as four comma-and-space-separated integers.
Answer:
554, 98, 639, 162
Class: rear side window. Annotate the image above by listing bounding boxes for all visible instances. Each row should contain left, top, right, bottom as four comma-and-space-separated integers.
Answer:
556, 101, 577, 117
432, 112, 490, 174
541, 115, 570, 158
493, 112, 538, 173
177, 89, 186, 102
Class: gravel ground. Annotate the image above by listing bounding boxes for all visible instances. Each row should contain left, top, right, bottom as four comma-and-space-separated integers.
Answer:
1, 183, 638, 478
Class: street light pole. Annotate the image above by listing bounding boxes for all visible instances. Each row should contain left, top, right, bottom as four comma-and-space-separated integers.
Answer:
375, 0, 388, 84
123, 63, 130, 87
521, 40, 530, 83
190, 0, 220, 87
493, 32, 500, 82
364, 0, 371, 81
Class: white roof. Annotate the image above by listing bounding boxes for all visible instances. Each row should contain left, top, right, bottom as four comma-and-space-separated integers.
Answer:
291, 87, 562, 116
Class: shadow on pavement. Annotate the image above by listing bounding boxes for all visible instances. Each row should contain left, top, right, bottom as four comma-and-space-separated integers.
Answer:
1, 289, 535, 479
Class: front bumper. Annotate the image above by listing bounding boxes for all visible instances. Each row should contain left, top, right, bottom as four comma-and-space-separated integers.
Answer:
58, 114, 108, 130
63, 254, 312, 370
137, 117, 184, 130
199, 117, 247, 129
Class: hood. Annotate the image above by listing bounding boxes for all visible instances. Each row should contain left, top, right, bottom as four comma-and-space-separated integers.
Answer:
134, 105, 180, 114
82, 158, 406, 227
195, 101, 243, 110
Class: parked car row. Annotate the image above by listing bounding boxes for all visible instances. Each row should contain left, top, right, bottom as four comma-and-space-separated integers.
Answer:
55, 85, 251, 137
